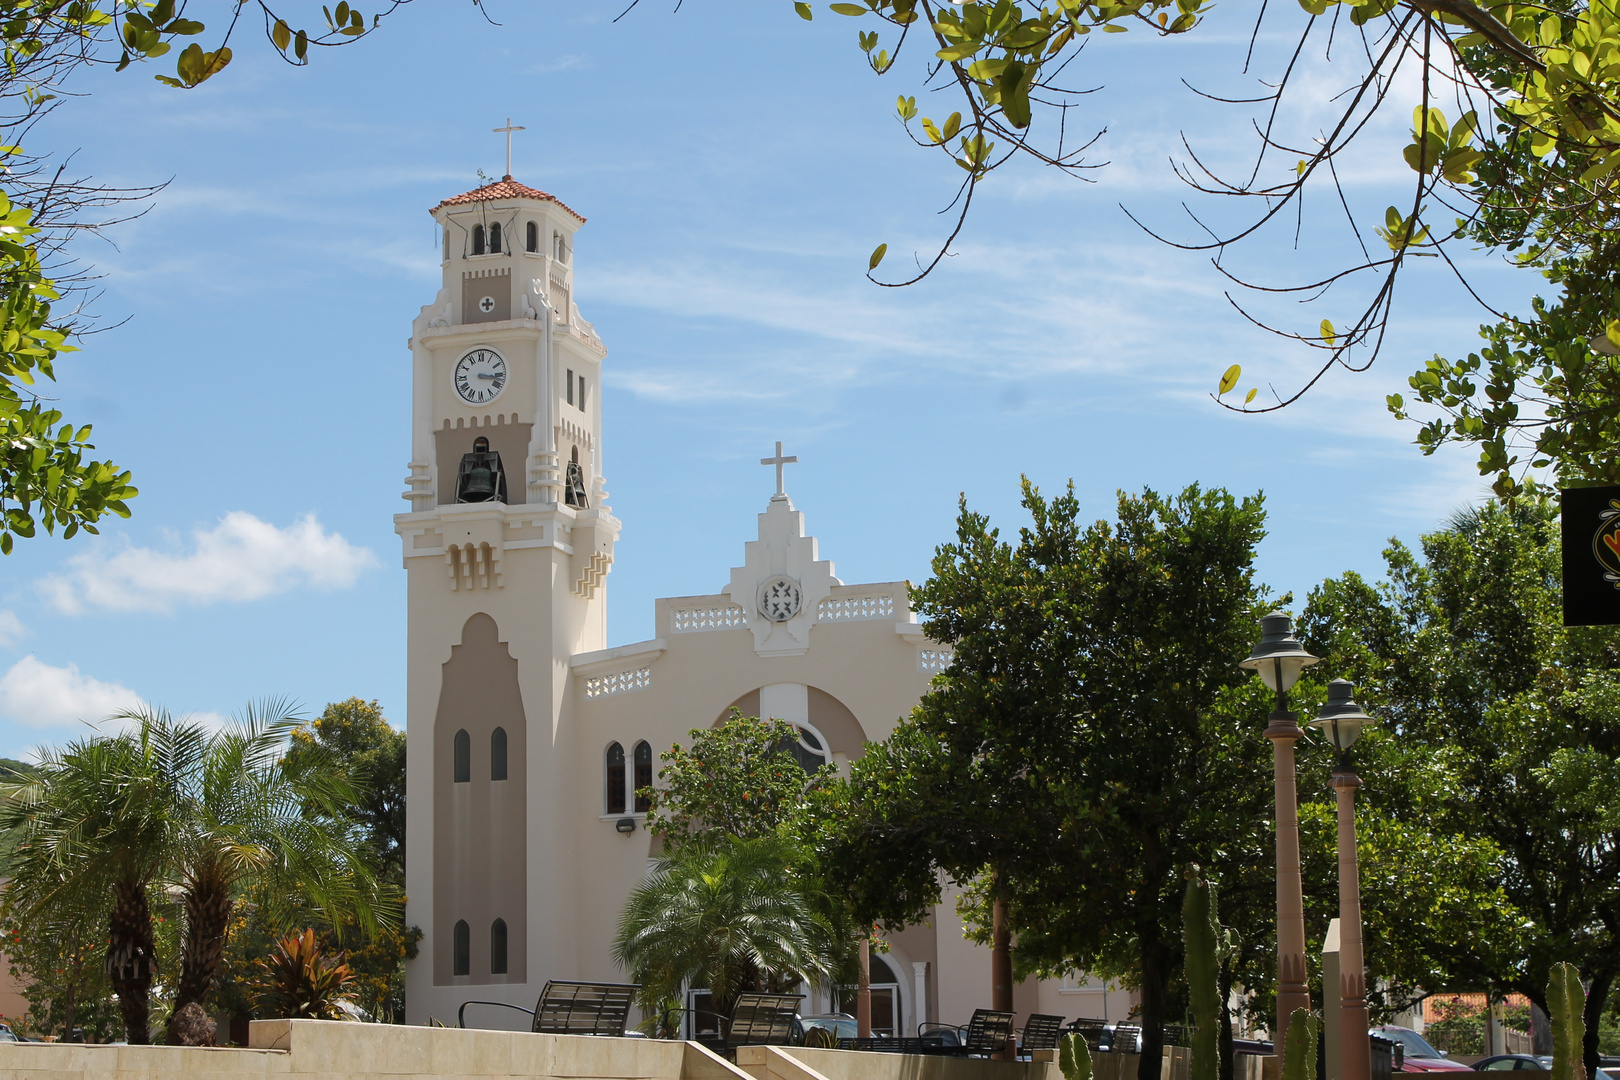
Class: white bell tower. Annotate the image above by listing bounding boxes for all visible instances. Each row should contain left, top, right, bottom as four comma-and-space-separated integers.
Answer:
397, 173, 620, 1022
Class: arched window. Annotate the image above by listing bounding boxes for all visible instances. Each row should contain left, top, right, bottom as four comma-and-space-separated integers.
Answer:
490, 918, 508, 975
491, 727, 508, 781
489, 222, 503, 253
526, 221, 538, 253
472, 224, 486, 255
633, 741, 653, 813
605, 742, 626, 814
453, 729, 471, 783
453, 919, 470, 976
553, 230, 567, 262
443, 228, 450, 262
777, 725, 829, 774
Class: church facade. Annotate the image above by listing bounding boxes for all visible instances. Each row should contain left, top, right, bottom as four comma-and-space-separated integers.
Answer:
397, 177, 1129, 1033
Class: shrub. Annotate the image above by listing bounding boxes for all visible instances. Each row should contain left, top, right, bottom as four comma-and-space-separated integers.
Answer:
253, 929, 355, 1020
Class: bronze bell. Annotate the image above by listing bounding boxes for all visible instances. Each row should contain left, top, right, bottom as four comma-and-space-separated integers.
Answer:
462, 465, 496, 500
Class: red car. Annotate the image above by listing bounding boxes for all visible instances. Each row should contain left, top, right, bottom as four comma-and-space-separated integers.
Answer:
1373, 1026, 1474, 1072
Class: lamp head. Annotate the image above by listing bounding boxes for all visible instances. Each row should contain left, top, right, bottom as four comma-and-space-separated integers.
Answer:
1310, 678, 1377, 752
1238, 611, 1321, 692
615, 817, 637, 835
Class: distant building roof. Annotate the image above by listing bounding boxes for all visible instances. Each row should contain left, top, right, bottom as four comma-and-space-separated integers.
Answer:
433, 176, 585, 222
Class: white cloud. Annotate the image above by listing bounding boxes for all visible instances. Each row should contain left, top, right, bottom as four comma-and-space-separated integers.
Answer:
41, 512, 377, 615
0, 656, 144, 730
0, 611, 25, 648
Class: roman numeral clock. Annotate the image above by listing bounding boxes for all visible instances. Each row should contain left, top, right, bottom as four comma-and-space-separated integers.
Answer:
454, 348, 508, 405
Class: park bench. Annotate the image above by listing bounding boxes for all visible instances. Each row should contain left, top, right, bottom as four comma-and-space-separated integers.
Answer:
692, 991, 803, 1057
1020, 1014, 1067, 1056
1064, 1018, 1109, 1051
457, 980, 639, 1035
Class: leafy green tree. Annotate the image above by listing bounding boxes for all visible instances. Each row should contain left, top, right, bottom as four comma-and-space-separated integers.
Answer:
287, 698, 406, 878
642, 714, 830, 849
1300, 496, 1620, 1079
0, 907, 124, 1040
810, 482, 1276, 1080
809, 481, 1518, 1077
0, 702, 391, 1043
282, 698, 414, 1023
134, 699, 391, 1042
613, 834, 853, 1023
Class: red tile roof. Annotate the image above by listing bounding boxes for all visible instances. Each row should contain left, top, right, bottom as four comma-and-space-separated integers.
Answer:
433, 176, 585, 222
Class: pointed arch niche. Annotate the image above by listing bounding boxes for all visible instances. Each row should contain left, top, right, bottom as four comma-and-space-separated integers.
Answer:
433, 612, 527, 984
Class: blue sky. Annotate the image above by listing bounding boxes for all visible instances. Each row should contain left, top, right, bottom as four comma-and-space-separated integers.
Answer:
0, 2, 1522, 755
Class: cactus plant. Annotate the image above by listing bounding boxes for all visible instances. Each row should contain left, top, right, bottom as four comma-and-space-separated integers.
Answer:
1183, 871, 1221, 1080
1548, 962, 1588, 1080
1280, 1009, 1318, 1080
1060, 1031, 1094, 1080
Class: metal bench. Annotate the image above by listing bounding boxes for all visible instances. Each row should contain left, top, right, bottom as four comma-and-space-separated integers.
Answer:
457, 980, 640, 1035
1020, 1014, 1067, 1055
1064, 1018, 1109, 1051
692, 991, 804, 1057
955, 1009, 1017, 1058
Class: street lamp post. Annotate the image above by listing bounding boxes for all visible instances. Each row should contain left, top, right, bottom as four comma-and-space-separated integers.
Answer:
1311, 680, 1378, 1080
1240, 612, 1320, 1060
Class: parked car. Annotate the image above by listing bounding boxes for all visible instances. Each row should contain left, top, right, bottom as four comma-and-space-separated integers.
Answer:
1474, 1056, 1548, 1071
1372, 1026, 1474, 1072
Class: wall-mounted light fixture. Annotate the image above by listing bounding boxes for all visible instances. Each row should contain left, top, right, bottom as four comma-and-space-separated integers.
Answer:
615, 817, 637, 835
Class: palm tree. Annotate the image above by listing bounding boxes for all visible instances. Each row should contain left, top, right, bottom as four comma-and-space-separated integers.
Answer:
0, 727, 178, 1043
122, 699, 393, 1042
612, 834, 855, 1025
1, 701, 393, 1045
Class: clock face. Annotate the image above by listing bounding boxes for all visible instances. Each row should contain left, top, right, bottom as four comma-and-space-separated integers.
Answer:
454, 349, 508, 404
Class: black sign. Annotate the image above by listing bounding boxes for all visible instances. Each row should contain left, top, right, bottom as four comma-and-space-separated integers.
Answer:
1562, 485, 1620, 625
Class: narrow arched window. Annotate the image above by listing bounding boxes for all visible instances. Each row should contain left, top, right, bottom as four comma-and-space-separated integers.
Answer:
526, 221, 538, 253
491, 727, 508, 781
453, 919, 470, 976
443, 228, 450, 261
605, 742, 626, 814
453, 729, 470, 783
490, 918, 508, 975
489, 222, 503, 253
553, 230, 565, 261
633, 741, 653, 813
472, 224, 486, 255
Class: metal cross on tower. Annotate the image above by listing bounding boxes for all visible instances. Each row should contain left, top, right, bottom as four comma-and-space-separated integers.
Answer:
760, 441, 798, 499
494, 117, 525, 178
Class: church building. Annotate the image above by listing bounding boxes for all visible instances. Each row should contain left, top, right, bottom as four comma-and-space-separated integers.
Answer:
396, 175, 1130, 1033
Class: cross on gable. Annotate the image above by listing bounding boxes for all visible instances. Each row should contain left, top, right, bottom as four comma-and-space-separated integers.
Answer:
760, 441, 798, 500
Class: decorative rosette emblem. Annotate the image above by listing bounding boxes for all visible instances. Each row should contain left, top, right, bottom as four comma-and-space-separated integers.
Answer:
757, 575, 803, 623
1594, 499, 1620, 588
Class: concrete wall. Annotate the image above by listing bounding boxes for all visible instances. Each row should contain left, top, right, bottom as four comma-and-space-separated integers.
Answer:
0, 1020, 752, 1080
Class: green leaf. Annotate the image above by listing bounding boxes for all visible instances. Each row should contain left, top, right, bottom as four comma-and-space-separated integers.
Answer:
869, 243, 887, 270
829, 3, 867, 13
1218, 364, 1241, 396
1244, 388, 1258, 404
272, 19, 291, 52
795, 1, 813, 18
